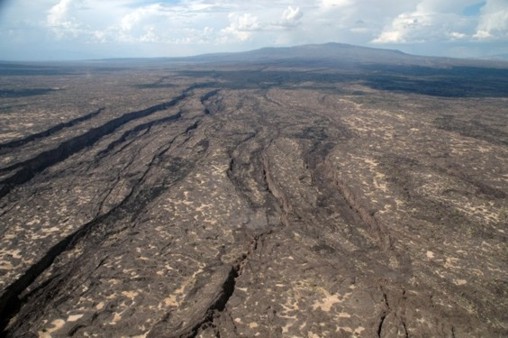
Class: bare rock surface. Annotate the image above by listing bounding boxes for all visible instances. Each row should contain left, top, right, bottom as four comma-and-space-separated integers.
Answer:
0, 49, 507, 337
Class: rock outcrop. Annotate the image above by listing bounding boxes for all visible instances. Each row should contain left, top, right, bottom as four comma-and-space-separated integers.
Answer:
0, 60, 507, 337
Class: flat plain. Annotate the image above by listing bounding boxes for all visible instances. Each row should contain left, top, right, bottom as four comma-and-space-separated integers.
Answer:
0, 44, 507, 337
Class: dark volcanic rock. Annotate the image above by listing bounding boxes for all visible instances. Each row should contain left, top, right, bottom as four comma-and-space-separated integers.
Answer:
0, 47, 507, 337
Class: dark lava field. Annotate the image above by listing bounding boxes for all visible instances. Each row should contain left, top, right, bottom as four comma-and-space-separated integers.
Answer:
0, 44, 507, 337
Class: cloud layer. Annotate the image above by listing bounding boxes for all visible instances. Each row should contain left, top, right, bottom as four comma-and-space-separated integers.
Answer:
0, 0, 507, 60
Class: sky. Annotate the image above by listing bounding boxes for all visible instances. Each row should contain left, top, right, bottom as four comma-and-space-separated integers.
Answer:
0, 0, 507, 61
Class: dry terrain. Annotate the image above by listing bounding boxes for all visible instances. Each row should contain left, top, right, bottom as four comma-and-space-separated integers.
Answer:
0, 45, 507, 337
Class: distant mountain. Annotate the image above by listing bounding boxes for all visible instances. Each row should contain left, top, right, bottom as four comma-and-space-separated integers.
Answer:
186, 43, 409, 64
2, 43, 507, 69
75, 43, 508, 71
479, 54, 508, 62
2, 43, 506, 76
176, 43, 508, 69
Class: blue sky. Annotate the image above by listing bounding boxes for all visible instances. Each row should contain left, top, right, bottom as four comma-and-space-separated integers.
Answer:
0, 0, 507, 61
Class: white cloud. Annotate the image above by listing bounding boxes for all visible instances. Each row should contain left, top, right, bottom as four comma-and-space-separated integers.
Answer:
221, 13, 260, 41
373, 0, 479, 44
1, 0, 507, 60
373, 11, 431, 43
138, 26, 158, 43
118, 4, 170, 35
320, 0, 352, 9
46, 0, 71, 26
279, 6, 303, 27
46, 0, 82, 38
449, 31, 467, 40
92, 30, 107, 43
474, 0, 508, 40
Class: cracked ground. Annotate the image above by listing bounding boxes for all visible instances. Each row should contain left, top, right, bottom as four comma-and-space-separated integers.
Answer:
0, 60, 507, 337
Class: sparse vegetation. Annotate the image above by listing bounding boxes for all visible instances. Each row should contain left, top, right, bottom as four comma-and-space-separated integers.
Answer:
0, 45, 507, 337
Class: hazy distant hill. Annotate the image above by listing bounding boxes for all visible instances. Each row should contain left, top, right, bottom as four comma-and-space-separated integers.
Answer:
166, 42, 508, 98
185, 43, 412, 64
177, 42, 508, 69
2, 43, 507, 69
1, 43, 507, 97
480, 53, 508, 62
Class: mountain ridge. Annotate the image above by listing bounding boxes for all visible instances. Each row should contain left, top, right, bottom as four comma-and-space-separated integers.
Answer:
3, 42, 507, 69
102, 42, 508, 68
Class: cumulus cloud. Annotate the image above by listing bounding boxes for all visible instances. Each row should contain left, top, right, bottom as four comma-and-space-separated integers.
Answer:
373, 0, 480, 43
139, 26, 160, 43
474, 0, 508, 39
279, 6, 303, 27
449, 31, 467, 40
373, 10, 434, 43
46, 0, 82, 38
1, 0, 507, 60
221, 13, 260, 41
118, 3, 169, 39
